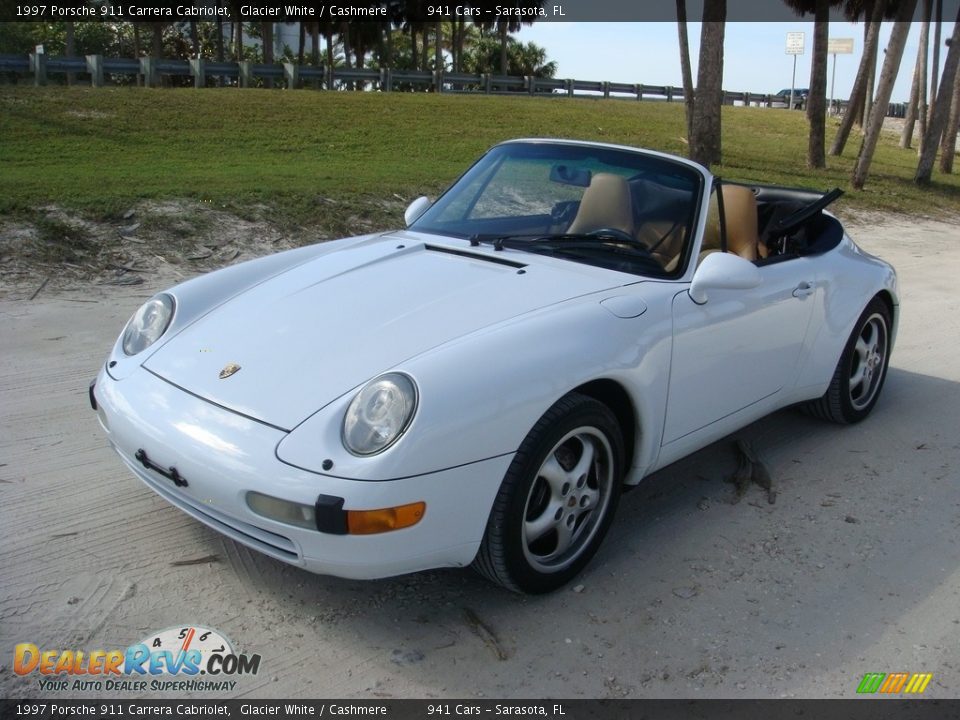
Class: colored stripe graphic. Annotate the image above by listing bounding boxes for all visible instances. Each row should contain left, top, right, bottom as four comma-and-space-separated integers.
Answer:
880, 672, 909, 693
904, 673, 933, 694
857, 672, 932, 694
857, 673, 886, 694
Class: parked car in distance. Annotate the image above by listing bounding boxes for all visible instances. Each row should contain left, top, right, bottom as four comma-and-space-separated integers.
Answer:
773, 88, 808, 109
91, 139, 898, 594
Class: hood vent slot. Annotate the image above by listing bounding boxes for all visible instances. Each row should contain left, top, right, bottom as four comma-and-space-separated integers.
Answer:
424, 244, 527, 269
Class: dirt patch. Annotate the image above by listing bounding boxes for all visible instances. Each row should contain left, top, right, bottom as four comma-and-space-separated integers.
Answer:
0, 197, 407, 298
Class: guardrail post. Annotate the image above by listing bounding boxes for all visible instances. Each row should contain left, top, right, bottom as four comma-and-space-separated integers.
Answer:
379, 67, 390, 92
666, 86, 673, 102
602, 81, 610, 99
30, 53, 47, 86
326, 65, 334, 90
634, 83, 642, 101
190, 58, 206, 88
526, 75, 535, 95
86, 54, 104, 87
238, 61, 252, 88
565, 78, 574, 97
283, 62, 299, 90
742, 91, 749, 106
482, 73, 491, 94
140, 57, 158, 87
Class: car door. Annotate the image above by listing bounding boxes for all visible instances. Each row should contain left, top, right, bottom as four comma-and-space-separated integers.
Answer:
662, 257, 819, 445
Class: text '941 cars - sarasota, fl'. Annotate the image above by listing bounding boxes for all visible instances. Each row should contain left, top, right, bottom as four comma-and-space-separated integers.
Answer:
91, 139, 897, 593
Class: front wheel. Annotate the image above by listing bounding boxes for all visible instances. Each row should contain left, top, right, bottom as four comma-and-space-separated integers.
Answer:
473, 393, 623, 594
803, 297, 892, 423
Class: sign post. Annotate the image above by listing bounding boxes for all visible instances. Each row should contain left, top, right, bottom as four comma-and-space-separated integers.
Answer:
827, 37, 855, 114
785, 32, 805, 110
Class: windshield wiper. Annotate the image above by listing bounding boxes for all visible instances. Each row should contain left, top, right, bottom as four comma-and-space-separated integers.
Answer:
469, 232, 634, 252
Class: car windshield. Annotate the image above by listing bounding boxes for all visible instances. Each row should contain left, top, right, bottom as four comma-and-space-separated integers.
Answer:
410, 142, 704, 278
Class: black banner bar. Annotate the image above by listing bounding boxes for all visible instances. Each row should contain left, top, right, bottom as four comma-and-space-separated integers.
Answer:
3, 699, 960, 720
1, 0, 959, 23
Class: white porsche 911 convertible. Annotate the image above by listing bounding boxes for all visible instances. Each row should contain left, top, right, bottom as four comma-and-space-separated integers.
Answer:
91, 139, 897, 593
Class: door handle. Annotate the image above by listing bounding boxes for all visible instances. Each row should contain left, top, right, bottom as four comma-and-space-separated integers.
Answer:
793, 281, 815, 298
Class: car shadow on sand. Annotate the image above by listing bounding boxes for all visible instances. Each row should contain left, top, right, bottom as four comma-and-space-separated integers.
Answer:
213, 365, 959, 697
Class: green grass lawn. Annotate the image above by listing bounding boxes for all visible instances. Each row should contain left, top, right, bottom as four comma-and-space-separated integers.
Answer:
2, 86, 958, 223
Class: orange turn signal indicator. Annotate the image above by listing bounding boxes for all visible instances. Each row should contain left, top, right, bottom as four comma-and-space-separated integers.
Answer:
346, 502, 426, 535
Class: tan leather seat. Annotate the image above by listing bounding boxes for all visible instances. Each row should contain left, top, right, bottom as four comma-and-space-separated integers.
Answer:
700, 185, 761, 262
568, 173, 635, 237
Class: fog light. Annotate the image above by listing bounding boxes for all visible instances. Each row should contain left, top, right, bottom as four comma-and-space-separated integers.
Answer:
347, 502, 426, 535
247, 491, 316, 530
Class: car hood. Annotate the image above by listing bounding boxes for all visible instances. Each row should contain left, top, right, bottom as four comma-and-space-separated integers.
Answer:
143, 233, 625, 429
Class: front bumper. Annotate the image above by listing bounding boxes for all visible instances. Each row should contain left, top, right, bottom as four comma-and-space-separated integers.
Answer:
91, 366, 511, 580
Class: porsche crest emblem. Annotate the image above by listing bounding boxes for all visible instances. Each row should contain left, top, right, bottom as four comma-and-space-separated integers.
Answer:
219, 362, 241, 379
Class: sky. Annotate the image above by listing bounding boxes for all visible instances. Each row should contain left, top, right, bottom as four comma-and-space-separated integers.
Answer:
515, 22, 957, 104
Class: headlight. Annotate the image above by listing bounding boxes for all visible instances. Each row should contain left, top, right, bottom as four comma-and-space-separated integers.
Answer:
342, 373, 417, 456
122, 294, 175, 356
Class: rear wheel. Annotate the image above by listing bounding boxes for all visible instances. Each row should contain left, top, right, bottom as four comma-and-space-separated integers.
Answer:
473, 394, 623, 594
803, 297, 892, 423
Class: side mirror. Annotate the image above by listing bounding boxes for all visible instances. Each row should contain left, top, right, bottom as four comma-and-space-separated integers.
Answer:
688, 252, 761, 305
404, 196, 431, 227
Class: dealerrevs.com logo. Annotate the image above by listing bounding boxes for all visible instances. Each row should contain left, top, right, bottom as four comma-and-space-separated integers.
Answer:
14, 625, 261, 693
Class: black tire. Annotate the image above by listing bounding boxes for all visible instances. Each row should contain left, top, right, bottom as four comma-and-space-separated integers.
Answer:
802, 297, 892, 424
472, 393, 624, 594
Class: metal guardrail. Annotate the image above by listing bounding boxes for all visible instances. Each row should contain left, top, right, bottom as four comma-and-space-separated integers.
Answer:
2, 53, 908, 117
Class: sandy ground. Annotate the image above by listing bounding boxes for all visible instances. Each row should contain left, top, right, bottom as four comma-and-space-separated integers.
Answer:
1, 213, 959, 701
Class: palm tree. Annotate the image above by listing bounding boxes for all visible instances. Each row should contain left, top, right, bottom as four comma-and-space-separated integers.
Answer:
689, 0, 726, 168
65, 21, 75, 85
676, 0, 695, 142
830, 0, 895, 156
783, 0, 842, 169
901, 0, 931, 149
938, 68, 960, 173
917, 9, 960, 183
851, 0, 918, 189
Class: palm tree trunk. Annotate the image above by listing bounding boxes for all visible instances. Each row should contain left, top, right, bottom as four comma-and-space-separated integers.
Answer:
931, 0, 943, 108
325, 28, 333, 88
298, 22, 306, 66
235, 21, 243, 62
676, 0, 695, 142
421, 25, 429, 71
133, 23, 143, 86
152, 22, 163, 58
215, 15, 224, 86
262, 22, 274, 64
311, 23, 320, 66
938, 65, 960, 173
215, 18, 224, 62
410, 25, 418, 70
830, 0, 883, 156
917, 9, 960, 183
498, 21, 508, 76
434, 21, 442, 72
65, 22, 75, 85
384, 21, 392, 69
862, 27, 877, 127
901, 48, 923, 148
852, 0, 918, 190
916, 0, 931, 155
806, 0, 830, 169
689, 1, 727, 169
339, 22, 351, 90
189, 20, 199, 57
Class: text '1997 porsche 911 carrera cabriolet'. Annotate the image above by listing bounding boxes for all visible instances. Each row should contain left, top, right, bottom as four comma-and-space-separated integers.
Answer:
91, 139, 897, 593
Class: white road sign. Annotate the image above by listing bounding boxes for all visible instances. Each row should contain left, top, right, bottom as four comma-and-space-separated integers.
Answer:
786, 32, 805, 55
828, 38, 855, 54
